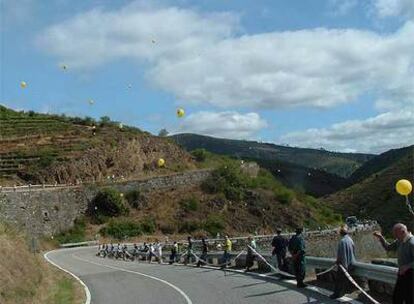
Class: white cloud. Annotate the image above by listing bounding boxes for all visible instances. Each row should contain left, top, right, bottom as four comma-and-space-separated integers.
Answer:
280, 109, 414, 153
177, 111, 267, 139
373, 0, 414, 19
36, 3, 414, 111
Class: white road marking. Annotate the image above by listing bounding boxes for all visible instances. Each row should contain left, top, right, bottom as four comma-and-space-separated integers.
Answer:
44, 250, 92, 304
72, 253, 193, 304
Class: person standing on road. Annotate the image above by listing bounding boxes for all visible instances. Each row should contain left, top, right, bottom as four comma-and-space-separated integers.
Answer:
288, 227, 307, 288
271, 228, 288, 271
148, 243, 155, 263
245, 236, 256, 272
197, 238, 208, 267
373, 223, 414, 304
169, 241, 178, 264
330, 225, 356, 299
156, 241, 163, 264
184, 236, 193, 265
221, 235, 232, 269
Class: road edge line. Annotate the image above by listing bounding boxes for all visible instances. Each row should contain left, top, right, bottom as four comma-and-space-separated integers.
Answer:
44, 249, 92, 304
72, 253, 193, 304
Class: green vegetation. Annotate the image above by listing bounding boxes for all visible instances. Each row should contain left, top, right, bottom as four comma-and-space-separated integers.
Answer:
202, 163, 249, 201
191, 148, 208, 162
99, 216, 156, 239
90, 188, 129, 218
125, 189, 143, 209
51, 278, 77, 304
100, 219, 142, 239
203, 214, 225, 236
55, 218, 86, 244
179, 197, 199, 212
173, 133, 373, 177
178, 220, 201, 233
0, 221, 84, 304
141, 217, 156, 234
326, 150, 414, 232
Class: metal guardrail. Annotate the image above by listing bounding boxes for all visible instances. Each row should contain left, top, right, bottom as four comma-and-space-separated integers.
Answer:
60, 241, 99, 248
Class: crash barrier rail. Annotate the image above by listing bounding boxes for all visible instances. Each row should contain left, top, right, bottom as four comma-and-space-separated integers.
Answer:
96, 247, 397, 286
60, 240, 99, 248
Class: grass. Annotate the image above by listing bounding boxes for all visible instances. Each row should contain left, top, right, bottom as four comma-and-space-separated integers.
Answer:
51, 278, 76, 304
0, 222, 84, 304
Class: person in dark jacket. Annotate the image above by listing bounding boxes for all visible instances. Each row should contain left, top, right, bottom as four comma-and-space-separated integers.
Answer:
288, 227, 307, 288
272, 228, 288, 271
330, 225, 356, 299
374, 223, 414, 304
169, 241, 178, 264
184, 236, 193, 265
245, 236, 256, 272
197, 238, 208, 267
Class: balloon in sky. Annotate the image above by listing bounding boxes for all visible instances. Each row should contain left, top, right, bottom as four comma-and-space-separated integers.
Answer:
88, 99, 95, 105
176, 108, 185, 118
396, 179, 412, 196
152, 39, 156, 44
20, 81, 27, 89
157, 158, 165, 167
127, 84, 132, 89
61, 64, 68, 71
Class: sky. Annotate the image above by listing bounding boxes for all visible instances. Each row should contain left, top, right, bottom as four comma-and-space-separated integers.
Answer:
1, 0, 413, 154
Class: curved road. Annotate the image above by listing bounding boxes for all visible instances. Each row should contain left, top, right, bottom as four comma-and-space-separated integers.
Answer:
47, 247, 352, 304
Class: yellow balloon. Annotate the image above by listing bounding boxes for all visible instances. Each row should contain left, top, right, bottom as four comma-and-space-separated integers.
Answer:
396, 179, 412, 196
157, 158, 165, 167
20, 81, 27, 88
177, 108, 185, 118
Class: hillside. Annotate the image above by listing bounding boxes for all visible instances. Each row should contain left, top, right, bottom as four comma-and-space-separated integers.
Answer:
0, 222, 84, 304
349, 145, 414, 183
60, 156, 342, 243
324, 148, 414, 232
252, 158, 350, 197
0, 106, 195, 186
172, 133, 373, 178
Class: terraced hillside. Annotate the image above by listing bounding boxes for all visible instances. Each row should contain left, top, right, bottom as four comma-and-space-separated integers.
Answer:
172, 133, 373, 178
0, 106, 195, 186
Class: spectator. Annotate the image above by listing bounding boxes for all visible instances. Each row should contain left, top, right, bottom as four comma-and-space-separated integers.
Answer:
288, 227, 307, 288
197, 238, 208, 267
245, 236, 256, 272
271, 228, 288, 271
330, 225, 356, 299
373, 223, 414, 304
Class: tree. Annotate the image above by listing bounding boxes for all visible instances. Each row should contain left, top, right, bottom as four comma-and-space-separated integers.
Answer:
158, 128, 169, 137
100, 116, 111, 126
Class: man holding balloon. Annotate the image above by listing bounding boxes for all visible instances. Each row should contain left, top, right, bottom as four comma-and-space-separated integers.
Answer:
372, 179, 413, 304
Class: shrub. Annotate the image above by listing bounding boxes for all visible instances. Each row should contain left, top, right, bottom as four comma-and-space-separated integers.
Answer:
203, 215, 225, 236
179, 197, 199, 212
191, 149, 208, 162
141, 217, 156, 234
178, 220, 200, 233
55, 218, 86, 244
159, 223, 176, 234
100, 219, 142, 240
125, 189, 143, 209
90, 188, 129, 217
202, 163, 248, 201
274, 188, 294, 205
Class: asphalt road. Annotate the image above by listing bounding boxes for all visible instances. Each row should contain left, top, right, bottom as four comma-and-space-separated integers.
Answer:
47, 247, 350, 304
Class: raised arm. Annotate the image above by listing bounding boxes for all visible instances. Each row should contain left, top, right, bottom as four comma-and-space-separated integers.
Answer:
373, 231, 398, 251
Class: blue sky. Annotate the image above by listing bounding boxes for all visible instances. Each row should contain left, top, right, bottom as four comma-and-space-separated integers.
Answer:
1, 0, 413, 153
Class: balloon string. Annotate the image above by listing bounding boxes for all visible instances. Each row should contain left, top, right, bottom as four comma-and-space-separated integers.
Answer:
405, 196, 414, 217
